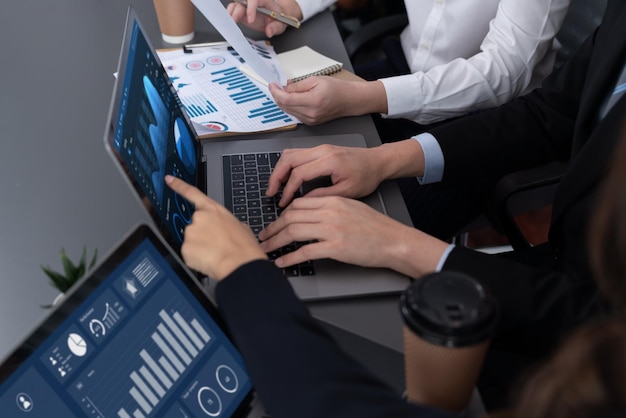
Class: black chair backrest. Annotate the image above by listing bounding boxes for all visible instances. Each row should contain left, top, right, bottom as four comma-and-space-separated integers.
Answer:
554, 0, 607, 68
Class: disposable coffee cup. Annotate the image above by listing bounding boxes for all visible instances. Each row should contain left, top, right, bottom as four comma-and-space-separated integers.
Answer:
399, 271, 499, 413
153, 0, 195, 44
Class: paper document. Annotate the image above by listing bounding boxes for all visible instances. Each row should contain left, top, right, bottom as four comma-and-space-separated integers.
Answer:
158, 43, 298, 137
191, 0, 286, 85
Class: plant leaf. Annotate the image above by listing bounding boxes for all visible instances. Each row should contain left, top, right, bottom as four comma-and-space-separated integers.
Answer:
60, 248, 78, 278
75, 249, 86, 282
41, 246, 98, 296
41, 265, 71, 292
77, 246, 87, 271
88, 248, 98, 270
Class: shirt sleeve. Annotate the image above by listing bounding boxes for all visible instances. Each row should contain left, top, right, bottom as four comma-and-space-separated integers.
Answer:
215, 260, 454, 418
413, 133, 444, 184
380, 0, 570, 124
436, 244, 455, 271
296, 0, 336, 21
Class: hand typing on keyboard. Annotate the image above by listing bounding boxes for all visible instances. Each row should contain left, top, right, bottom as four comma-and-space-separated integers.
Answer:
222, 151, 314, 277
256, 141, 446, 279
257, 194, 446, 280
264, 144, 389, 208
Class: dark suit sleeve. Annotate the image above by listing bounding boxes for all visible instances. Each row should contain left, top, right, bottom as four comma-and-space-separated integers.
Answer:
215, 260, 453, 418
442, 246, 602, 355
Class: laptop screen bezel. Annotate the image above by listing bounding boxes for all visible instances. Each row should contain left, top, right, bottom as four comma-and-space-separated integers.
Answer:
103, 6, 204, 255
0, 223, 255, 417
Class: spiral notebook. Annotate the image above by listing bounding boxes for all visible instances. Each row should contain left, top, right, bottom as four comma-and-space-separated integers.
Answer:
277, 46, 344, 82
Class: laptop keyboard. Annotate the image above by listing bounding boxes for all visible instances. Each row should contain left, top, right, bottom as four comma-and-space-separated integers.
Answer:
222, 152, 315, 277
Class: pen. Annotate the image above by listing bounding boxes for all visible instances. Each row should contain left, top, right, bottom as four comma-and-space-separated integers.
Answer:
232, 0, 301, 29
182, 41, 229, 53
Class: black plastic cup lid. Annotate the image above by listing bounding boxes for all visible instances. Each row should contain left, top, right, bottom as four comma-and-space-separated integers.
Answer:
400, 271, 499, 348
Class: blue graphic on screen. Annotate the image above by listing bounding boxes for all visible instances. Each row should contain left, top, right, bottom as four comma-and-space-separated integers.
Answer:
142, 75, 168, 202
0, 238, 252, 417
175, 118, 196, 174
113, 21, 197, 247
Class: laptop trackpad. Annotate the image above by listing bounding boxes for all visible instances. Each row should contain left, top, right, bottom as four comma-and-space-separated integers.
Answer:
292, 259, 409, 301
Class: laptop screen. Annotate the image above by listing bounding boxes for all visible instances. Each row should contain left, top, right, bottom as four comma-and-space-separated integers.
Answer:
105, 7, 201, 253
0, 224, 253, 417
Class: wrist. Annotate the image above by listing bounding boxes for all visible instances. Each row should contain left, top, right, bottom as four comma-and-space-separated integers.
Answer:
213, 253, 268, 280
350, 80, 387, 115
375, 140, 424, 180
281, 0, 303, 21
386, 227, 447, 278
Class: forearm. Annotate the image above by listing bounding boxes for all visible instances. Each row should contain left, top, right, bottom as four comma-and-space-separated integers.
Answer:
381, 225, 449, 279
348, 80, 388, 115
370, 139, 425, 181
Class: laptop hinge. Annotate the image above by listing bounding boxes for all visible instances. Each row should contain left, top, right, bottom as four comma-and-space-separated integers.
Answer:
199, 154, 207, 194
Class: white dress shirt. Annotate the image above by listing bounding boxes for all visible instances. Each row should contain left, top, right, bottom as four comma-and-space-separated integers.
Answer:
297, 0, 570, 124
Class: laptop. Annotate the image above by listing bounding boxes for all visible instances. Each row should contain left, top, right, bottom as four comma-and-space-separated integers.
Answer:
104, 6, 410, 301
0, 224, 264, 417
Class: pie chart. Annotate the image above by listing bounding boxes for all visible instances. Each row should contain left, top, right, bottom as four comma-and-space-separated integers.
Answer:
67, 333, 87, 357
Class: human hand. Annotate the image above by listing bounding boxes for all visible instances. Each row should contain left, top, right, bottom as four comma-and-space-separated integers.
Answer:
226, 0, 302, 38
165, 175, 267, 280
269, 77, 386, 125
266, 144, 385, 207
258, 196, 448, 277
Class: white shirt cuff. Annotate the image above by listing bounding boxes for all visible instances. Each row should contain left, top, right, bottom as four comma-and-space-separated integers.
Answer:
379, 74, 422, 118
412, 133, 444, 184
435, 244, 455, 272
296, 0, 335, 22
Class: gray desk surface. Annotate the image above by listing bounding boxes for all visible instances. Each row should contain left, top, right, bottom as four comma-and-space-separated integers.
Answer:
0, 0, 412, 360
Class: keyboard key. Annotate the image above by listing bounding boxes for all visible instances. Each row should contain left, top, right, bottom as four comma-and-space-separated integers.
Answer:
256, 153, 269, 166
223, 151, 316, 277
299, 263, 315, 276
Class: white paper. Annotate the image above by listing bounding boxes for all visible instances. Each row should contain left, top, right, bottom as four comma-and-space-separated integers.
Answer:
158, 47, 298, 136
191, 0, 286, 85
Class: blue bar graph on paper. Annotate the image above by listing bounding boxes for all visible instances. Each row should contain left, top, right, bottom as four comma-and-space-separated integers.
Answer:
249, 101, 294, 124
209, 67, 293, 124
181, 93, 217, 118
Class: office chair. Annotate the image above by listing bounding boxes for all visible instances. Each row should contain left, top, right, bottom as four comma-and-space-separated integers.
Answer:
476, 0, 607, 250
334, 0, 407, 52
343, 13, 408, 66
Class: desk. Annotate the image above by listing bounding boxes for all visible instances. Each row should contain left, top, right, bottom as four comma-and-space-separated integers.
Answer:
0, 0, 411, 387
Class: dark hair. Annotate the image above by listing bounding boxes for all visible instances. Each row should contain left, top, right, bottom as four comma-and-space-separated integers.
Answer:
509, 316, 626, 418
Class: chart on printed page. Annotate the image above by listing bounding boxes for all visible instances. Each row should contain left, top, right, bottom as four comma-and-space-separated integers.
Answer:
161, 49, 297, 135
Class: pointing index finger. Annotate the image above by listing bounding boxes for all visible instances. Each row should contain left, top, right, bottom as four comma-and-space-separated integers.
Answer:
165, 175, 213, 210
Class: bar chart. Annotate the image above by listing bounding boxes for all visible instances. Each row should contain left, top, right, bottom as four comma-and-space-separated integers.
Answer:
210, 66, 294, 125
181, 93, 218, 118
159, 50, 298, 134
70, 303, 213, 418
118, 309, 211, 418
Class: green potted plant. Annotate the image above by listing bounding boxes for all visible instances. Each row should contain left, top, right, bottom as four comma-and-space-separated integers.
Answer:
41, 247, 98, 308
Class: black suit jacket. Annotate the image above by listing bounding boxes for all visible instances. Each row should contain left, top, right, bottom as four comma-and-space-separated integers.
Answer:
216, 261, 453, 418
429, 0, 626, 354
